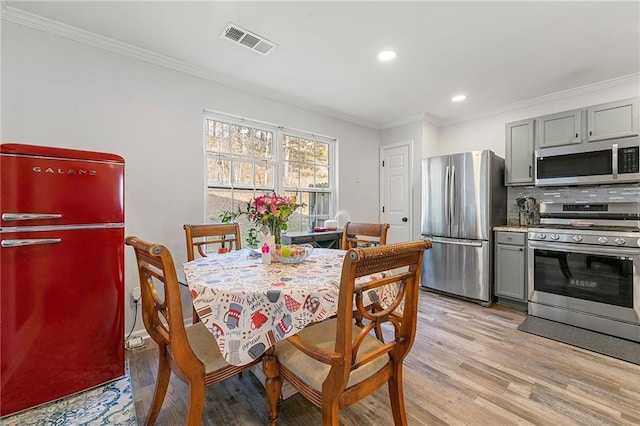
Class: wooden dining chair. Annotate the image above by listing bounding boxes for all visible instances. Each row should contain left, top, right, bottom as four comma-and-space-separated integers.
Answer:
184, 223, 242, 323
341, 221, 390, 249
184, 222, 242, 260
125, 236, 261, 426
264, 239, 431, 426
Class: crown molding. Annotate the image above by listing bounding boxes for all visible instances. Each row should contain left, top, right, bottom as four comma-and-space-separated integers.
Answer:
380, 112, 441, 130
439, 73, 640, 127
381, 73, 640, 130
3, 5, 637, 132
1, 5, 379, 130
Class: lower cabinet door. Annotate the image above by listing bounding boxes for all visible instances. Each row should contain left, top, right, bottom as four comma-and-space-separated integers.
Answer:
495, 243, 526, 301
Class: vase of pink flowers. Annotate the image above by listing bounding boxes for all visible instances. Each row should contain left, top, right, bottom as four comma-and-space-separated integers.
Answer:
246, 193, 303, 245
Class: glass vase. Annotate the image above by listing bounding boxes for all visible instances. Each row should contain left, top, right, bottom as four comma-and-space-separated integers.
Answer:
268, 220, 282, 245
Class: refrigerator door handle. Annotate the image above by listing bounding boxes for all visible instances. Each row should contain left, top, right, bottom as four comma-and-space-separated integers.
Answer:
449, 165, 456, 225
2, 213, 63, 221
444, 166, 450, 226
1, 238, 62, 248
429, 236, 483, 247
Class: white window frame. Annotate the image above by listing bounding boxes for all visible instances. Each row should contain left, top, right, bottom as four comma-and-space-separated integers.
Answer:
203, 110, 338, 231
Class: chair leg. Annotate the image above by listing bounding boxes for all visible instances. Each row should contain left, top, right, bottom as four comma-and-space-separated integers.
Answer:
263, 350, 283, 425
145, 348, 171, 426
185, 376, 205, 426
321, 401, 340, 426
388, 363, 408, 426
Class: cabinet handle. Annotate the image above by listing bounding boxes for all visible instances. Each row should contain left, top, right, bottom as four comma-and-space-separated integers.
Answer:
589, 131, 593, 136
575, 133, 579, 138
519, 248, 524, 251
529, 165, 532, 177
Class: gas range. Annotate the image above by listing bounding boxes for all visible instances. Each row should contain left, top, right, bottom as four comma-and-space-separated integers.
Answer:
526, 201, 640, 342
528, 201, 640, 248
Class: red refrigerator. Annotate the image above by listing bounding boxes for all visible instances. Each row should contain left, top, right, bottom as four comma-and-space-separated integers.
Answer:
0, 143, 125, 417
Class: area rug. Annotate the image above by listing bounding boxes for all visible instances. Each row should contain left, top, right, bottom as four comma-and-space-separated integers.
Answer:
2, 362, 137, 425
518, 316, 640, 365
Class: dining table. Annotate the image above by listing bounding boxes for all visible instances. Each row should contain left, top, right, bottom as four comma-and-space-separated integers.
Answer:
183, 247, 395, 366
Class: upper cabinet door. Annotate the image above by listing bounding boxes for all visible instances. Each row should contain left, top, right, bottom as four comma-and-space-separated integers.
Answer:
505, 119, 534, 186
536, 109, 582, 148
587, 98, 639, 142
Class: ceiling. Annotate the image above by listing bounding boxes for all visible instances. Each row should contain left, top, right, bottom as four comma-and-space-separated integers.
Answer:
4, 1, 640, 129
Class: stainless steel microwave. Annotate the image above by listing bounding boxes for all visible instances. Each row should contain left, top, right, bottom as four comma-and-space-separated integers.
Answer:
535, 137, 640, 186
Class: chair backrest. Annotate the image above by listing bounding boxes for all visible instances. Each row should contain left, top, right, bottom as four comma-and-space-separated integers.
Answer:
341, 221, 390, 249
184, 223, 242, 261
331, 240, 430, 390
125, 236, 200, 368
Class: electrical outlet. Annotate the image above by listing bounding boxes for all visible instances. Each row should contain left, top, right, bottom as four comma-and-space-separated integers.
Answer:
131, 286, 141, 301
130, 286, 141, 309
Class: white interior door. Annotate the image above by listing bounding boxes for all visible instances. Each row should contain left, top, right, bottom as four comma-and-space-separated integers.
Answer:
380, 142, 412, 243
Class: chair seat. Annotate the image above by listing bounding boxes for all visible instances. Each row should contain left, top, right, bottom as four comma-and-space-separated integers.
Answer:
184, 322, 231, 373
274, 319, 389, 393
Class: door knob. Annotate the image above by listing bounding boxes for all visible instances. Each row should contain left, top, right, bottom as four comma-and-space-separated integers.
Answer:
402, 217, 408, 222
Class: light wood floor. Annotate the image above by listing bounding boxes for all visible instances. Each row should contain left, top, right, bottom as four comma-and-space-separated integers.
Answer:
127, 291, 640, 425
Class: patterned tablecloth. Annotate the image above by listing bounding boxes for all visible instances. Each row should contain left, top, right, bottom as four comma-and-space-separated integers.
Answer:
184, 248, 391, 366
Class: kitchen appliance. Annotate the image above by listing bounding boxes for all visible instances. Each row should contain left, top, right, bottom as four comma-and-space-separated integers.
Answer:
516, 196, 538, 226
535, 136, 640, 186
528, 201, 640, 342
1, 143, 125, 416
420, 150, 506, 305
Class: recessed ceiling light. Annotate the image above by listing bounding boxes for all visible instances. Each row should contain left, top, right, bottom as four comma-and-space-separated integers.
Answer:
377, 50, 396, 61
452, 94, 467, 102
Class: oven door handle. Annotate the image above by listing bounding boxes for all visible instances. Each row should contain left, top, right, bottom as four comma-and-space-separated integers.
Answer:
528, 241, 639, 256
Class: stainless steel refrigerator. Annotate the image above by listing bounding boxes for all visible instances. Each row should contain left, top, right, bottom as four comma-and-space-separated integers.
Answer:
420, 150, 506, 305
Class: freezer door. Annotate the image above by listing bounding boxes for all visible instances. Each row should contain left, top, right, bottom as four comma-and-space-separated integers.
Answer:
450, 151, 491, 240
0, 227, 124, 416
1, 148, 124, 227
421, 237, 491, 303
421, 155, 450, 237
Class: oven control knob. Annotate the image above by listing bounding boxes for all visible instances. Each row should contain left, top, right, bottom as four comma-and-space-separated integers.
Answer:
614, 238, 626, 246
550, 234, 560, 240
536, 233, 546, 239
597, 237, 608, 244
572, 235, 583, 242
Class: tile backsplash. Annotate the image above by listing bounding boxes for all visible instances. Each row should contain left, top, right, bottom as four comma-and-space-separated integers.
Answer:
506, 183, 640, 226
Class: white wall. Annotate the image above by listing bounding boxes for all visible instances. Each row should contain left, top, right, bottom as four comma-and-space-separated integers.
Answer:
379, 119, 440, 239
1, 22, 381, 336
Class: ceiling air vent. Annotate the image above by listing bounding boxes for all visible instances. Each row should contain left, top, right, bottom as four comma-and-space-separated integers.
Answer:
220, 23, 277, 56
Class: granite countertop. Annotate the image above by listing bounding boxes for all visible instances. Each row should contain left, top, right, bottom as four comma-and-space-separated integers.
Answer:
493, 225, 529, 233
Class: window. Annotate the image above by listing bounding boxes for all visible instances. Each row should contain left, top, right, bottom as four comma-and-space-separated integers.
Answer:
204, 111, 336, 245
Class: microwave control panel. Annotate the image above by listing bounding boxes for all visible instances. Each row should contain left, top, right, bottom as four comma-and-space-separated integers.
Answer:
619, 146, 639, 174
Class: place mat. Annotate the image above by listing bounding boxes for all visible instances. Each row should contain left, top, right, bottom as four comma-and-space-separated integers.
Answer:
2, 361, 136, 425
518, 316, 640, 365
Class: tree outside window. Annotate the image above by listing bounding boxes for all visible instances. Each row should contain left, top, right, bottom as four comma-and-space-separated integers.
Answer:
204, 113, 336, 245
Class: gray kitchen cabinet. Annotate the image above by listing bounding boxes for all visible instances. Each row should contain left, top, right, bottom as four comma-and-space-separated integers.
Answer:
505, 119, 534, 185
494, 231, 527, 303
536, 109, 582, 148
587, 98, 639, 142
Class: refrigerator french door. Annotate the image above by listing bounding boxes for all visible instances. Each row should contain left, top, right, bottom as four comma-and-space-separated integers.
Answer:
421, 150, 505, 305
1, 143, 125, 417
